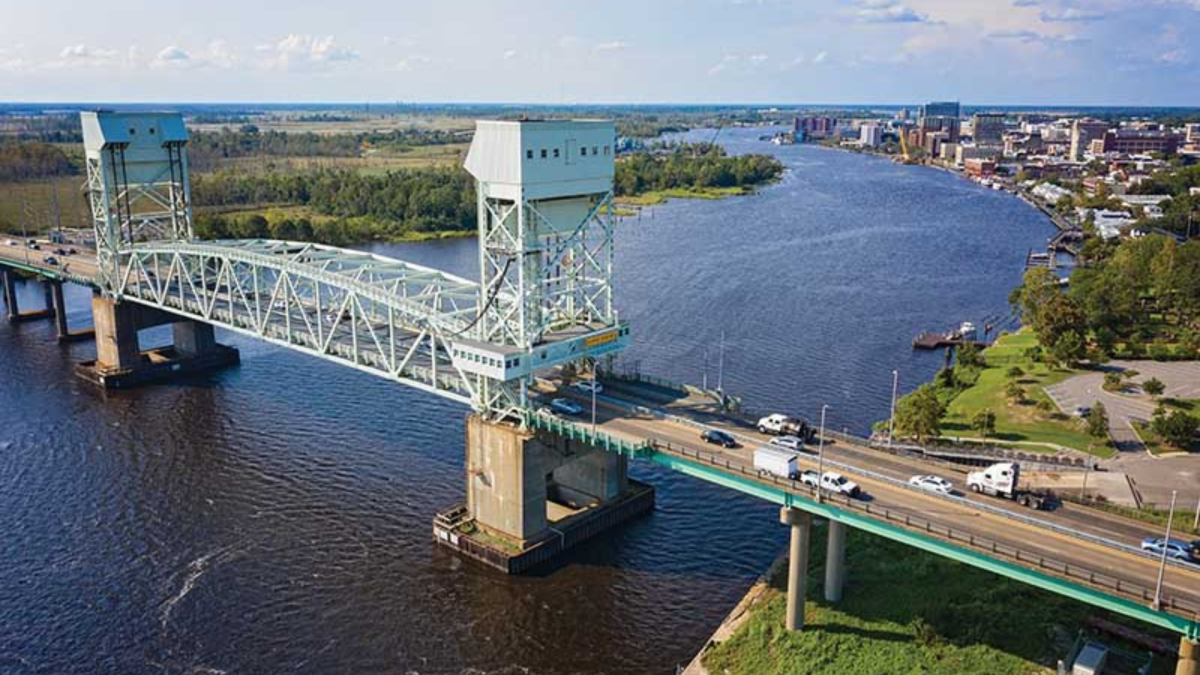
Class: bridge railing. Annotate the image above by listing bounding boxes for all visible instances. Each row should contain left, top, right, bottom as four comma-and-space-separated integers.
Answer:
525, 411, 652, 458
645, 439, 1200, 621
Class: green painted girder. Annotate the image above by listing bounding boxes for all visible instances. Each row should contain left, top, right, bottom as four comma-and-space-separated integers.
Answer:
646, 445, 1199, 640
0, 259, 93, 286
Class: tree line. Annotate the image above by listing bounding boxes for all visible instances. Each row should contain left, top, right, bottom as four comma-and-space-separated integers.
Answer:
0, 142, 80, 182
1011, 233, 1200, 365
188, 126, 465, 172
613, 143, 783, 196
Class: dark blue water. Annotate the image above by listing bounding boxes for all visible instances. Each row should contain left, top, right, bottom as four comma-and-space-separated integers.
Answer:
0, 128, 1053, 674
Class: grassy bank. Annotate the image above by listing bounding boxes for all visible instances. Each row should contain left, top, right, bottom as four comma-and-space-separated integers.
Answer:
615, 185, 754, 206
938, 330, 1113, 458
702, 527, 1174, 675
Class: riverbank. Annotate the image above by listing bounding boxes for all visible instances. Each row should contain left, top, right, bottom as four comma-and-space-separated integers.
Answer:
687, 525, 1177, 675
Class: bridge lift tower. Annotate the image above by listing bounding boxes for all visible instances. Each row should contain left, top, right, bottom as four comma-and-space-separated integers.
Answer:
459, 120, 629, 420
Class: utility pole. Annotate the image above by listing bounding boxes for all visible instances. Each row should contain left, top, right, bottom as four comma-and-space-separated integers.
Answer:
1152, 490, 1177, 611
816, 404, 829, 504
888, 369, 899, 448
702, 347, 709, 391
1193, 496, 1199, 533
717, 330, 726, 393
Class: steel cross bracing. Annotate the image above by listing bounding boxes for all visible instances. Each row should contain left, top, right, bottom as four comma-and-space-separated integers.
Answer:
477, 189, 617, 349
111, 238, 497, 405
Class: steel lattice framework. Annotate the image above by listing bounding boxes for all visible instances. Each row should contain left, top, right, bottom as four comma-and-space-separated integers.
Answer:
112, 239, 488, 404
81, 113, 627, 418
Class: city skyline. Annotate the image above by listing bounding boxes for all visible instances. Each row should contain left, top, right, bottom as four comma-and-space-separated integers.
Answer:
1, 0, 1197, 106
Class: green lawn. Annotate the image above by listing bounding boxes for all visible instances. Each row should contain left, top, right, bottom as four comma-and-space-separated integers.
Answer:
702, 527, 1173, 675
615, 185, 753, 206
941, 331, 1113, 457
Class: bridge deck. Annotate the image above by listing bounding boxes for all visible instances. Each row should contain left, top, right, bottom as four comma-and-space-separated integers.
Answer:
543, 381, 1200, 637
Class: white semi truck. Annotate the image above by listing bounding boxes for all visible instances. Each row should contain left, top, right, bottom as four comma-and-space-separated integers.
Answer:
966, 462, 1048, 509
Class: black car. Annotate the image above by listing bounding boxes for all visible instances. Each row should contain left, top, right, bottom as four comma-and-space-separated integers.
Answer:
700, 429, 738, 448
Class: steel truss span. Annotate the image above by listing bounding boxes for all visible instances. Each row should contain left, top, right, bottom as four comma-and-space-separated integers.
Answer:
113, 238, 493, 405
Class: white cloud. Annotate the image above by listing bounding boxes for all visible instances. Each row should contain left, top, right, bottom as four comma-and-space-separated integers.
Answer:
150, 40, 236, 70
1039, 7, 1105, 21
813, 50, 828, 63
395, 55, 431, 72
263, 35, 359, 71
854, 0, 930, 23
48, 43, 128, 69
594, 41, 628, 53
503, 49, 519, 60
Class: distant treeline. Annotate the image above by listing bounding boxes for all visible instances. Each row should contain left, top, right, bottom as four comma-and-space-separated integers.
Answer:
0, 142, 80, 182
192, 167, 475, 245
187, 126, 464, 171
614, 143, 784, 196
0, 114, 83, 143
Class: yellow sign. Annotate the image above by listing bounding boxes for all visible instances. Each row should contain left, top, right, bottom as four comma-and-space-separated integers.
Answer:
584, 330, 618, 349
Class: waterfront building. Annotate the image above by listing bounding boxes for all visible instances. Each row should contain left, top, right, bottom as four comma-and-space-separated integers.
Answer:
1031, 182, 1073, 204
963, 158, 996, 177
859, 123, 884, 148
1070, 118, 1110, 161
956, 144, 996, 166
939, 142, 958, 162
796, 116, 838, 139
972, 113, 1007, 145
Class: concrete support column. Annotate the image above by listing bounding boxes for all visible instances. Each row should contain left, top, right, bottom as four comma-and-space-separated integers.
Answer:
550, 449, 628, 506
92, 294, 143, 370
1178, 638, 1197, 675
50, 281, 69, 339
824, 520, 847, 603
173, 320, 217, 357
780, 506, 812, 631
466, 415, 548, 544
2, 268, 19, 322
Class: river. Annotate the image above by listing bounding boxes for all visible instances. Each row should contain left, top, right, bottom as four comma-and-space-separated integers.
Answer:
0, 127, 1054, 674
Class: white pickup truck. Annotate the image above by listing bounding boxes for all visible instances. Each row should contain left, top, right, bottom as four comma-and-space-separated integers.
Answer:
757, 413, 813, 439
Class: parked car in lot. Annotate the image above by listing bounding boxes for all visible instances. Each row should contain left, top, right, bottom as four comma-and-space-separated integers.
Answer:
909, 474, 954, 495
768, 435, 804, 452
550, 398, 583, 416
572, 380, 603, 395
700, 428, 738, 448
1073, 406, 1092, 418
1140, 537, 1197, 562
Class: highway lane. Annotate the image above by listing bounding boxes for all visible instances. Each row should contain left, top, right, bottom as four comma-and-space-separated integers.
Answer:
0, 241, 99, 281
544, 386, 1200, 617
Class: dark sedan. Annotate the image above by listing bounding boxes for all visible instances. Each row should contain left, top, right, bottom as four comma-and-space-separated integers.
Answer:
700, 428, 738, 448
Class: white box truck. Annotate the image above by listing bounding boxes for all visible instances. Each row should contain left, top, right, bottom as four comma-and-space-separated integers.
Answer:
754, 446, 799, 480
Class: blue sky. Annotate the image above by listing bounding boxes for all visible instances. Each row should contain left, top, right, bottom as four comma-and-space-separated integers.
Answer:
1, 0, 1197, 106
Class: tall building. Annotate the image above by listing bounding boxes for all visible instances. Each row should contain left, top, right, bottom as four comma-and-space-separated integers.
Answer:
919, 101, 961, 119
917, 115, 960, 146
972, 113, 1007, 145
795, 116, 838, 139
859, 123, 883, 148
1069, 118, 1109, 161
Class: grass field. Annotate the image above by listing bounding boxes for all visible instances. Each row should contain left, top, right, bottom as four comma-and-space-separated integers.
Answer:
615, 185, 754, 206
702, 527, 1173, 675
0, 178, 91, 234
940, 331, 1114, 458
213, 143, 469, 176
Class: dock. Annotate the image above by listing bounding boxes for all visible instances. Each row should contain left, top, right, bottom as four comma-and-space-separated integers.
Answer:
912, 332, 989, 350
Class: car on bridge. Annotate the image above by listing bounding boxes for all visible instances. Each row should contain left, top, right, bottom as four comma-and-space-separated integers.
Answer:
550, 398, 583, 416
800, 470, 862, 498
768, 435, 804, 452
700, 428, 738, 448
1140, 537, 1198, 562
42, 256, 59, 266
572, 380, 603, 395
3, 239, 16, 246
909, 474, 954, 495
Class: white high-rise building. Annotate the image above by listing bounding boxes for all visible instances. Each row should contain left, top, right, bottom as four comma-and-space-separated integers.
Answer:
859, 123, 884, 148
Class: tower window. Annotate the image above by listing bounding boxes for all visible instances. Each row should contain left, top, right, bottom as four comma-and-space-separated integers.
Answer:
553, 148, 560, 158
592, 146, 598, 155
581, 147, 587, 156
526, 149, 533, 159
540, 149, 547, 159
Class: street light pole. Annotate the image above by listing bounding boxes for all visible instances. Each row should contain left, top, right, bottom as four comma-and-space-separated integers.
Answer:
1152, 490, 1177, 611
1193, 496, 1199, 534
888, 369, 899, 448
590, 360, 598, 436
816, 404, 829, 504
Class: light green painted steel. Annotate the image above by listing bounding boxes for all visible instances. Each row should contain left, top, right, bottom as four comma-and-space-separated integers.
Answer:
0, 259, 94, 287
525, 412, 648, 458
646, 445, 1200, 640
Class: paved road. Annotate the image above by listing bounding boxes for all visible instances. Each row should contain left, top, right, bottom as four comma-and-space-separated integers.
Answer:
1045, 361, 1200, 506
549, 381, 1200, 621
0, 241, 99, 281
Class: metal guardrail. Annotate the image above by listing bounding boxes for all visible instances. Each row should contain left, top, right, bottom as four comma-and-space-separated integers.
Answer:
597, 392, 1200, 576
647, 438, 1200, 619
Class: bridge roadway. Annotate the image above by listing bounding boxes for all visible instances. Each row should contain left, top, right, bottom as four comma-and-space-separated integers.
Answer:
546, 383, 1200, 635
4, 240, 1200, 638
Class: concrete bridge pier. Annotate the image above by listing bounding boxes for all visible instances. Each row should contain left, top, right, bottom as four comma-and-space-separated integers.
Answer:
824, 520, 847, 603
48, 281, 95, 343
75, 294, 239, 388
780, 507, 812, 631
1, 268, 55, 324
433, 415, 654, 573
1179, 638, 1197, 675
